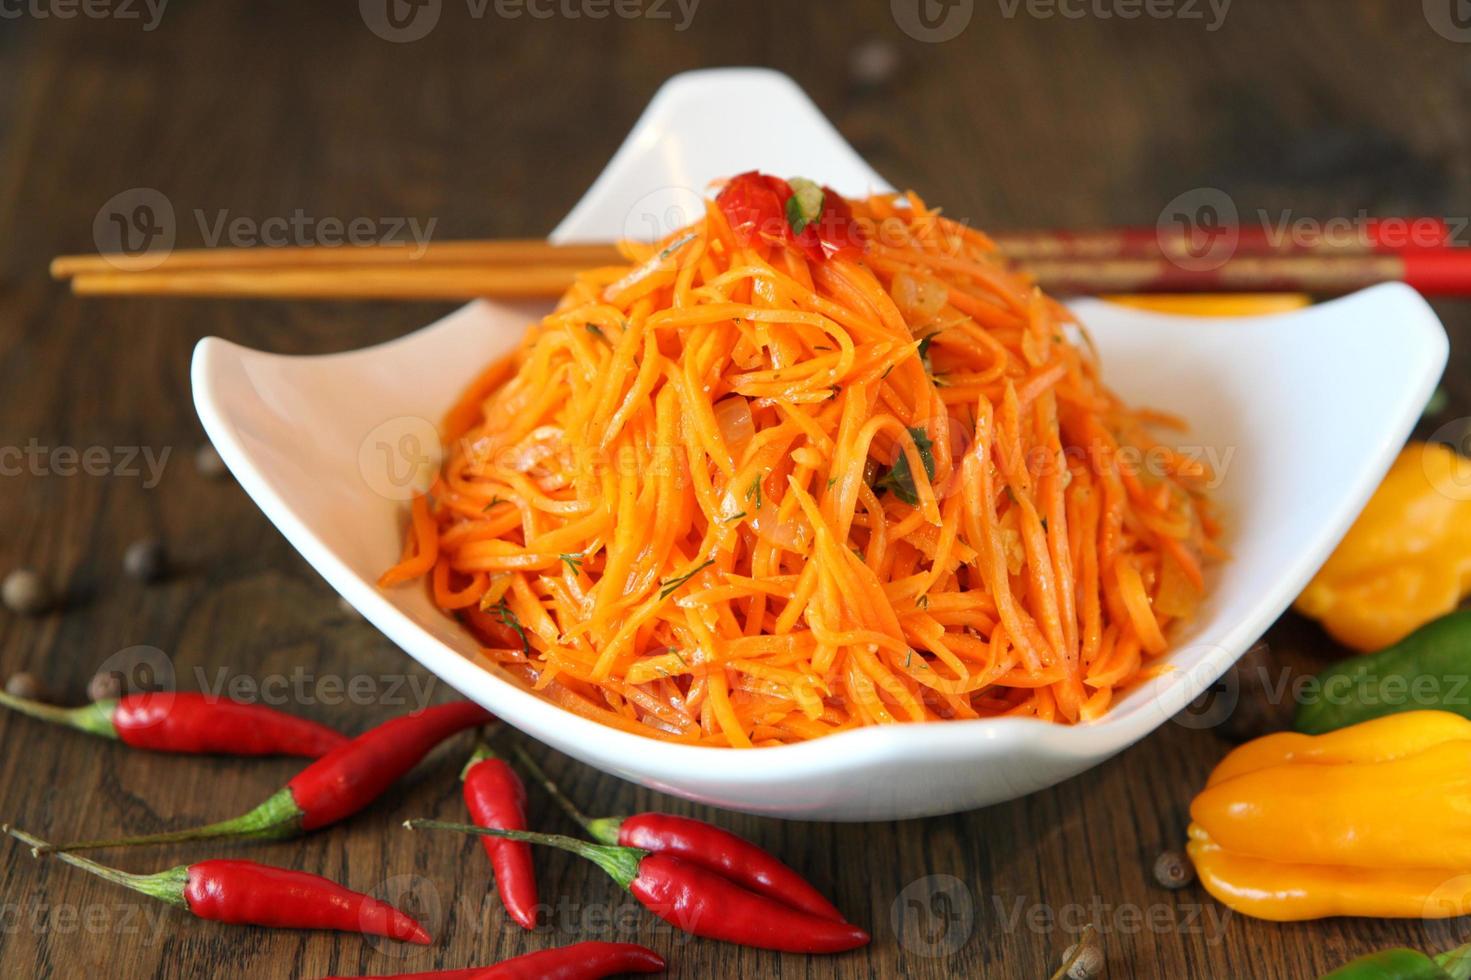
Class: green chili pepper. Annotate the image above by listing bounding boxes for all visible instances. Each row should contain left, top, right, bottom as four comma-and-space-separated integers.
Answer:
1320, 939, 1471, 979
1295, 609, 1471, 735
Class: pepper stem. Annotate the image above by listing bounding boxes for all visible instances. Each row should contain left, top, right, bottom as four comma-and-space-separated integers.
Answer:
5, 826, 188, 907
405, 818, 644, 890
1438, 939, 1471, 980
37, 787, 302, 854
510, 744, 622, 844
459, 740, 501, 781
0, 690, 117, 740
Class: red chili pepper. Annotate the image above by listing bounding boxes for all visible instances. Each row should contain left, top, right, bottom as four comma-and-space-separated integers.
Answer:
514, 745, 843, 923
44, 700, 492, 853
0, 688, 347, 758
461, 743, 537, 929
408, 821, 870, 955
319, 940, 666, 979
714, 171, 866, 262
5, 826, 429, 942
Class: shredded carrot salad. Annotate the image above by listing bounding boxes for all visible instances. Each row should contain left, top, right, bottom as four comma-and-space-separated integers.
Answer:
382, 177, 1223, 746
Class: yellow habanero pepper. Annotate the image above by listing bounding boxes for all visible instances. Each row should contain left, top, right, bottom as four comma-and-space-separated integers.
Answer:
1187, 710, 1471, 921
1295, 442, 1471, 652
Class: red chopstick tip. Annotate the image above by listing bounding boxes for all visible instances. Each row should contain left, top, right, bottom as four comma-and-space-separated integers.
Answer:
1401, 249, 1471, 296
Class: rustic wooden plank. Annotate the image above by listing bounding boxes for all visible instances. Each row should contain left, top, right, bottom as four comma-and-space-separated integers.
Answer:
1, 3, 1468, 977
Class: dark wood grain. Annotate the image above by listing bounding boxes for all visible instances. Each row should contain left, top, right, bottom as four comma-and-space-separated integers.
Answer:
1, 2, 1469, 977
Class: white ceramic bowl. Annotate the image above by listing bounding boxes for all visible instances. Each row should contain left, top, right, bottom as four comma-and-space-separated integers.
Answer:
192, 68, 1448, 821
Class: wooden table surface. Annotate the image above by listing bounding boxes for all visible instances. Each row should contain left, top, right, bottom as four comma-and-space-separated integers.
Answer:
2, 2, 1469, 977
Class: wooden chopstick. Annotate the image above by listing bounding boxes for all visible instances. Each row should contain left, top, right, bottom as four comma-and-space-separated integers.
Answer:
50, 240, 624, 278
68, 265, 593, 301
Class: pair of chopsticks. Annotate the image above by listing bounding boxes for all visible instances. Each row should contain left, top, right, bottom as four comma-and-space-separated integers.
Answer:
49, 222, 1471, 301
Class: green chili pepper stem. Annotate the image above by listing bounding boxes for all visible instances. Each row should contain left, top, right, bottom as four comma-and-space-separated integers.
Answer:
0, 689, 117, 740
510, 744, 620, 841
1436, 939, 1471, 980
38, 787, 301, 854
459, 739, 502, 781
5, 826, 188, 907
405, 819, 644, 890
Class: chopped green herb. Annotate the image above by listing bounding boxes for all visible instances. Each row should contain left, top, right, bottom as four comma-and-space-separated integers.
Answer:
585, 323, 609, 343
828, 384, 841, 400
483, 495, 506, 512
916, 334, 935, 368
851, 545, 864, 561
725, 511, 747, 523
658, 558, 716, 600
745, 476, 764, 510
785, 177, 824, 235
875, 427, 936, 506
658, 232, 697, 261
559, 552, 585, 574
493, 600, 530, 655
880, 363, 895, 380
813, 344, 833, 352
826, 476, 837, 490
916, 594, 930, 610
